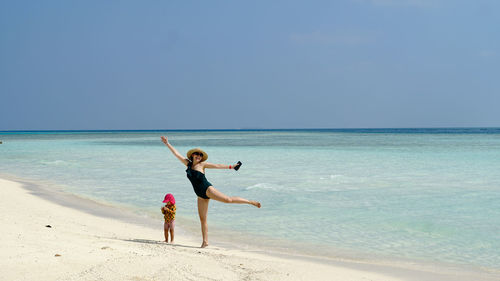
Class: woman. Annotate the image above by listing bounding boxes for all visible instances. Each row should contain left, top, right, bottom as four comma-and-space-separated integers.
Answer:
161, 136, 261, 248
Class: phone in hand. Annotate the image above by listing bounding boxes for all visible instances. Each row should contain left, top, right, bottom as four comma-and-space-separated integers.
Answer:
234, 161, 242, 171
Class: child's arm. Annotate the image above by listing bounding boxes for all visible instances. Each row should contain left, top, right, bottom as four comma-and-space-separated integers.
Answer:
163, 205, 176, 214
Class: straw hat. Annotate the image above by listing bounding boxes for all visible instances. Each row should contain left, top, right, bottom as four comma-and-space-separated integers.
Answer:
187, 148, 208, 162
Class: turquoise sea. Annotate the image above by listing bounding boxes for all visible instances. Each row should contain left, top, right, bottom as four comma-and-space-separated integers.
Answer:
1, 129, 500, 273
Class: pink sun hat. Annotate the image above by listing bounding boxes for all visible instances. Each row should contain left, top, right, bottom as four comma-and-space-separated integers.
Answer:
162, 193, 175, 205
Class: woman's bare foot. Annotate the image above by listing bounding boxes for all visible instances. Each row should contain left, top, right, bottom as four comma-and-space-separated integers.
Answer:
201, 242, 209, 248
250, 201, 261, 208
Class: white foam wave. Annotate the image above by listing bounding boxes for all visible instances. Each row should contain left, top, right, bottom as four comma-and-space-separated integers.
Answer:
41, 160, 67, 166
319, 174, 344, 180
245, 183, 282, 191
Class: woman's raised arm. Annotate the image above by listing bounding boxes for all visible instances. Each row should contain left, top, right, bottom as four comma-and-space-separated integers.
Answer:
161, 136, 189, 166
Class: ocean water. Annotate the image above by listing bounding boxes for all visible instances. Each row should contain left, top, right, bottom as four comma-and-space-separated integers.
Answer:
1, 129, 500, 271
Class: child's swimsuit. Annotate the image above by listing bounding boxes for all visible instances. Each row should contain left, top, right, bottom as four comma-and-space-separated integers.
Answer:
162, 205, 176, 222
186, 162, 211, 199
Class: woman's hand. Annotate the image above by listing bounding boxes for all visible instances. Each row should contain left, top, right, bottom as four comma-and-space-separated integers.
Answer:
161, 136, 169, 145
233, 161, 242, 171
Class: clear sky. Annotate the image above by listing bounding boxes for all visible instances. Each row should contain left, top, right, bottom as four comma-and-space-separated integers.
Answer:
1, 0, 499, 130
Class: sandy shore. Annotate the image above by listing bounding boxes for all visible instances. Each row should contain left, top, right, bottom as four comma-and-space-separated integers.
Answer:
1, 177, 497, 281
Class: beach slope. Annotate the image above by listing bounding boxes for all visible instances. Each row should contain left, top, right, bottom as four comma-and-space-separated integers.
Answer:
1, 178, 407, 281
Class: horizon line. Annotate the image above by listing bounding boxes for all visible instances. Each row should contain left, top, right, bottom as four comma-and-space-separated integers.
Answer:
1, 126, 500, 133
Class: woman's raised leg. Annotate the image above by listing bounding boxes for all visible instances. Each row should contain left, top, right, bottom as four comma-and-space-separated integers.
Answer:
206, 186, 261, 208
197, 197, 210, 248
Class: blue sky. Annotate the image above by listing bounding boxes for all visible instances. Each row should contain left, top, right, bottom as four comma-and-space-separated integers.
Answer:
1, 0, 499, 130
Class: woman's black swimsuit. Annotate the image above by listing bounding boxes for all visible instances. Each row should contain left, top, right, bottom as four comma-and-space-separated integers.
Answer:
186, 162, 212, 199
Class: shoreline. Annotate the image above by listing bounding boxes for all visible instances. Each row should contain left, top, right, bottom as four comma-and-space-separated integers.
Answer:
1, 176, 499, 281
0, 176, 400, 281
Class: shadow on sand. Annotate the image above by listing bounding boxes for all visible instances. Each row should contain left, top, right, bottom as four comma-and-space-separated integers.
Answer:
121, 238, 201, 249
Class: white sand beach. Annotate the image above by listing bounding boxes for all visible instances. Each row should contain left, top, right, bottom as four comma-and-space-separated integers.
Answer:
1, 177, 496, 281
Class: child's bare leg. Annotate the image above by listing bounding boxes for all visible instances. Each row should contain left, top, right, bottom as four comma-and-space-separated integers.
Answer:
169, 220, 175, 243
164, 222, 169, 243
206, 186, 261, 208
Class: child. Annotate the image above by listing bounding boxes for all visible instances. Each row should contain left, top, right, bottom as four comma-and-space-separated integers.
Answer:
161, 193, 176, 243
